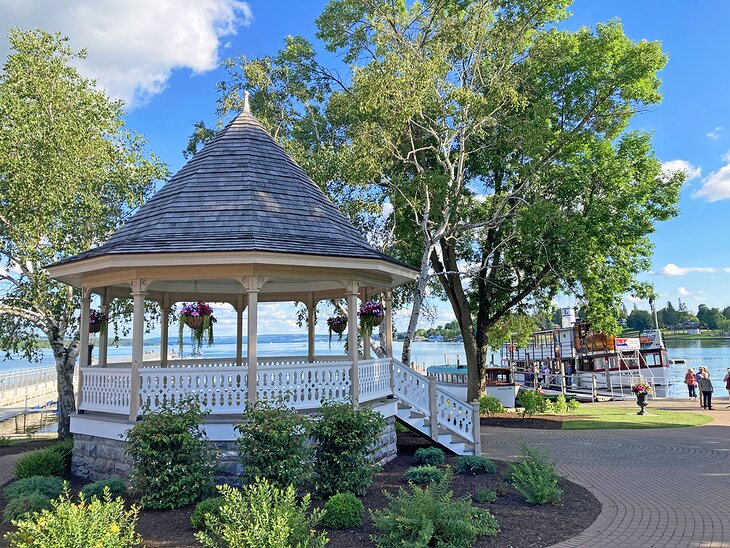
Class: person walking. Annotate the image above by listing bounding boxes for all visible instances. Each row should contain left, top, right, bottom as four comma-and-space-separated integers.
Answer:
695, 367, 705, 407
724, 368, 730, 408
684, 368, 698, 401
698, 372, 714, 410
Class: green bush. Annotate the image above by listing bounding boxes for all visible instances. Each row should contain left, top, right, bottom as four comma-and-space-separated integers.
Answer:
4, 487, 141, 546
371, 470, 499, 547
479, 395, 505, 416
414, 447, 445, 466
126, 397, 216, 510
456, 456, 496, 475
474, 488, 497, 504
551, 394, 568, 415
4, 476, 65, 500
191, 497, 225, 531
50, 439, 74, 472
15, 448, 65, 479
517, 390, 549, 418
3, 494, 52, 523
405, 465, 445, 485
236, 401, 312, 491
566, 398, 581, 414
311, 401, 385, 497
508, 445, 562, 505
320, 492, 364, 529
80, 477, 128, 500
195, 479, 329, 548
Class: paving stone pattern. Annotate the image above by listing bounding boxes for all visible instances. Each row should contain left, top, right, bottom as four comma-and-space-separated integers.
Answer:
481, 400, 730, 548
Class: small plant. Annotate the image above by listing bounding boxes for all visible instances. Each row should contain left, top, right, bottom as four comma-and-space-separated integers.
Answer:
126, 397, 216, 510
236, 401, 312, 491
631, 379, 654, 396
457, 456, 497, 475
551, 394, 568, 415
371, 469, 499, 547
517, 390, 549, 418
4, 476, 64, 500
326, 315, 347, 345
191, 497, 225, 531
311, 401, 385, 497
4, 487, 141, 547
50, 438, 74, 472
508, 444, 562, 505
320, 492, 364, 529
178, 301, 216, 353
89, 308, 108, 333
474, 487, 497, 504
15, 448, 65, 479
358, 300, 384, 332
3, 494, 52, 523
414, 447, 445, 466
405, 465, 445, 485
566, 398, 581, 414
479, 395, 505, 416
80, 476, 128, 500
195, 479, 329, 548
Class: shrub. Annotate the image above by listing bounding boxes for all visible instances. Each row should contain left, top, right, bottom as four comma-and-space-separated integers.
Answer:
320, 492, 364, 529
126, 397, 216, 510
551, 394, 568, 415
4, 487, 141, 547
517, 390, 549, 418
236, 401, 312, 491
191, 497, 225, 531
456, 456, 496, 475
50, 438, 74, 472
195, 479, 329, 548
15, 448, 65, 479
566, 398, 581, 414
508, 445, 562, 505
414, 447, 445, 466
474, 488, 497, 504
311, 401, 385, 497
3, 494, 52, 523
405, 465, 445, 485
4, 476, 65, 500
80, 476, 128, 500
479, 395, 505, 416
371, 470, 499, 547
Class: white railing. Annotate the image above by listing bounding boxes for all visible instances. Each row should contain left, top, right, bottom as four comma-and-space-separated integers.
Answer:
99, 355, 347, 368
79, 367, 131, 414
393, 360, 431, 416
434, 386, 477, 442
359, 358, 392, 403
257, 361, 351, 409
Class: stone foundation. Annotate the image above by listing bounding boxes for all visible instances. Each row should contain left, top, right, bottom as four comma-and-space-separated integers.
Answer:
73, 417, 397, 483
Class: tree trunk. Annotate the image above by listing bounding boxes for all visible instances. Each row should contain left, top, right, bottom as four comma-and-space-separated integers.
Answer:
50, 337, 79, 438
401, 244, 433, 366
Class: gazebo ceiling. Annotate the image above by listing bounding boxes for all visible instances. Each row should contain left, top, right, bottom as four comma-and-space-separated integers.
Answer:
47, 97, 416, 290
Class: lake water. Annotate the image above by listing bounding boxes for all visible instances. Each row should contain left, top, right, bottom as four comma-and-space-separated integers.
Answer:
1, 336, 727, 399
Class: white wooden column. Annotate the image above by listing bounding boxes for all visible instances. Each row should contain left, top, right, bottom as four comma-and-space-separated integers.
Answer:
129, 280, 148, 422
244, 276, 262, 404
384, 289, 393, 358
236, 294, 245, 367
346, 281, 360, 406
307, 292, 316, 363
360, 287, 371, 360
160, 293, 170, 367
98, 288, 110, 368
77, 287, 92, 410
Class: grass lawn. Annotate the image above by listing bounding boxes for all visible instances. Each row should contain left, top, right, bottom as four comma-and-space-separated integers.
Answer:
562, 406, 713, 430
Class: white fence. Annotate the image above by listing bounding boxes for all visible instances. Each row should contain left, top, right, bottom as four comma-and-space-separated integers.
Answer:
0, 366, 58, 408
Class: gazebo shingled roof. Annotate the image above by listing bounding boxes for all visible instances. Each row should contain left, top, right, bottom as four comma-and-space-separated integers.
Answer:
52, 106, 408, 269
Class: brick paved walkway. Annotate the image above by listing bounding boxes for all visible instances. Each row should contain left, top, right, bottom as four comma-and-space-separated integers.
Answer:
481, 400, 730, 548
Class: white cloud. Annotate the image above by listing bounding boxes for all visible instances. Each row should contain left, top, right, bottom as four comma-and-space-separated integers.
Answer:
694, 163, 730, 202
0, 0, 253, 107
706, 126, 724, 140
677, 286, 690, 296
658, 263, 717, 276
661, 159, 701, 181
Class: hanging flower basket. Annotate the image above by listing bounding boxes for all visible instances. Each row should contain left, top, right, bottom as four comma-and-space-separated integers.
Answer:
179, 301, 216, 354
88, 309, 108, 334
358, 300, 384, 332
327, 315, 348, 346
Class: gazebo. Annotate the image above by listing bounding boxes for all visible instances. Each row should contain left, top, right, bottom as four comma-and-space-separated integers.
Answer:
47, 95, 480, 480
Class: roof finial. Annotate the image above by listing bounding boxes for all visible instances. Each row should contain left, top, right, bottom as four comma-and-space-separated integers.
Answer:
243, 90, 250, 113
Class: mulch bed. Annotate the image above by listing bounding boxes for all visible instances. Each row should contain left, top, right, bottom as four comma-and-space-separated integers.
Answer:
0, 433, 600, 548
480, 413, 574, 430
0, 438, 60, 457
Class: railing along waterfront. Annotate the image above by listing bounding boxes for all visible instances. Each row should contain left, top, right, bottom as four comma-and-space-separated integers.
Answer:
0, 365, 58, 408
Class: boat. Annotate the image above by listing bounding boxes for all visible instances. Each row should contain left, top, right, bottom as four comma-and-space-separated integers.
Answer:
501, 308, 672, 398
669, 358, 687, 366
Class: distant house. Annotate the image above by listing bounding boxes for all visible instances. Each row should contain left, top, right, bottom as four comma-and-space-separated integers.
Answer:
687, 328, 701, 335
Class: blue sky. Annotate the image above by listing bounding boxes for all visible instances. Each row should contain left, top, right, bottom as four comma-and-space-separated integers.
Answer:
2, 0, 730, 334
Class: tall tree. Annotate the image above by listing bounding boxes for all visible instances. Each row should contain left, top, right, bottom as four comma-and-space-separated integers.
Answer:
215, 0, 683, 400
0, 29, 167, 435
